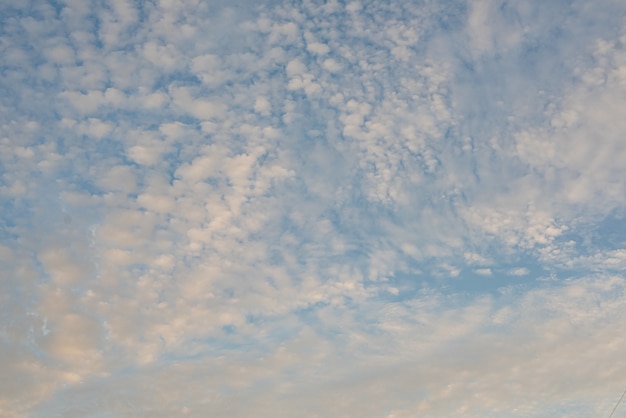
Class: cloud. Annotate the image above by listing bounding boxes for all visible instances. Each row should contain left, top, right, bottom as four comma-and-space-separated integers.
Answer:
2, 0, 626, 416
508, 267, 530, 276
20, 275, 626, 418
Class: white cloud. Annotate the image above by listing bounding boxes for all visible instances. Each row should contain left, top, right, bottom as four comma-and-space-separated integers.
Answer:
254, 96, 272, 116
306, 41, 330, 56
322, 57, 342, 72
464, 252, 491, 266
508, 267, 530, 276
3, 0, 626, 416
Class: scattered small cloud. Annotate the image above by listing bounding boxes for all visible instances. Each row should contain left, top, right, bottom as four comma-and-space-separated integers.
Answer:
508, 267, 530, 276
2, 0, 626, 416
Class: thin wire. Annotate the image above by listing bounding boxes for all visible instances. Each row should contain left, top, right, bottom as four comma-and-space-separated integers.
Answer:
608, 388, 626, 418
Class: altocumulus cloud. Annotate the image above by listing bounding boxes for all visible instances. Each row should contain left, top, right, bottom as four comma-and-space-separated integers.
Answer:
2, 0, 626, 416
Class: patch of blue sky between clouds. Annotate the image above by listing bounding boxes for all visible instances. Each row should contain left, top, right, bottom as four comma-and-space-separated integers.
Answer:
3, 0, 626, 416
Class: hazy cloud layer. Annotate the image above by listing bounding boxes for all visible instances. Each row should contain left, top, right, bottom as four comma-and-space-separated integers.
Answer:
2, 0, 626, 416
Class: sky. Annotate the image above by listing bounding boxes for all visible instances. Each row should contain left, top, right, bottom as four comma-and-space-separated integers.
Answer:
2, 0, 626, 416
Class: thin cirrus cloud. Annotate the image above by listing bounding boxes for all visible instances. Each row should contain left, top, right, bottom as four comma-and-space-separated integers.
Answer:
2, 0, 626, 416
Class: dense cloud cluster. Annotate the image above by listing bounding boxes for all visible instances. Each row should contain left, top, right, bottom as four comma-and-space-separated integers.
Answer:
2, 0, 626, 416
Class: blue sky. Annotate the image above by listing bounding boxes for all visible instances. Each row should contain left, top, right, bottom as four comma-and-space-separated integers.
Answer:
2, 0, 626, 416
